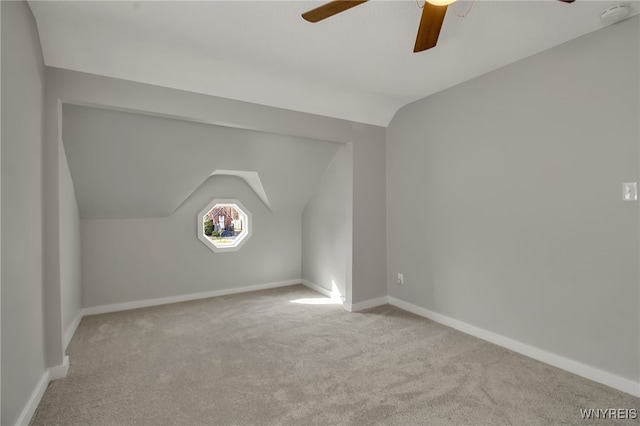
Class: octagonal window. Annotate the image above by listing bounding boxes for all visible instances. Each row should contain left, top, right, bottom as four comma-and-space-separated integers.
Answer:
198, 199, 252, 253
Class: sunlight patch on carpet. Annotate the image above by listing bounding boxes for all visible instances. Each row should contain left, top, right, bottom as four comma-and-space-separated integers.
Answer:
289, 298, 340, 305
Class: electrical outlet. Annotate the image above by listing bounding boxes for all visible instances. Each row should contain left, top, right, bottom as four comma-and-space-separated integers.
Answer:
397, 273, 404, 285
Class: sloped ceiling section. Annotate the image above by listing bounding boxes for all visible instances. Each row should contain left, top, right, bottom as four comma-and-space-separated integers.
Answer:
30, 1, 639, 126
61, 104, 341, 219
211, 170, 272, 211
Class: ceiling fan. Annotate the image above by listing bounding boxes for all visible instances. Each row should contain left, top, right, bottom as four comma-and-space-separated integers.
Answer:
302, 0, 576, 53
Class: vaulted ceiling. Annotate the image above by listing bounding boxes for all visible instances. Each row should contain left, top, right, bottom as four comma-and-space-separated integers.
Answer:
62, 104, 342, 219
30, 1, 638, 126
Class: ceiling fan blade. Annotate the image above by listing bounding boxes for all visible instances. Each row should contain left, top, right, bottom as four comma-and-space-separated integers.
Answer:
414, 3, 448, 52
302, 0, 368, 23
557, 0, 576, 2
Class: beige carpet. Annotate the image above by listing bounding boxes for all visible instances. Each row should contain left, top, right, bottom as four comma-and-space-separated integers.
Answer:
31, 285, 639, 425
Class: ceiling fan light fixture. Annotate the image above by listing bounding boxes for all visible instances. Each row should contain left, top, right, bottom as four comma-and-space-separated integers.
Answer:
425, 0, 456, 6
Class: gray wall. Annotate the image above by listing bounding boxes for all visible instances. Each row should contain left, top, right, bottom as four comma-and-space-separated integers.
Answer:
82, 175, 301, 307
302, 145, 353, 300
59, 141, 81, 342
387, 16, 640, 382
62, 104, 341, 308
1, 3, 3, 422
45, 68, 387, 311
352, 135, 387, 303
1, 2, 47, 424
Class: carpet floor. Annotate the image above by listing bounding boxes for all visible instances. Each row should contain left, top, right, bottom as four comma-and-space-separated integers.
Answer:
31, 284, 639, 425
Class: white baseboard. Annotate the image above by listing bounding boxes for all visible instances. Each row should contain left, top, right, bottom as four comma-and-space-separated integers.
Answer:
64, 312, 83, 350
14, 356, 70, 426
388, 296, 640, 398
14, 371, 49, 426
301, 279, 332, 298
351, 296, 388, 312
49, 356, 70, 381
301, 279, 350, 310
300, 281, 388, 312
83, 279, 301, 316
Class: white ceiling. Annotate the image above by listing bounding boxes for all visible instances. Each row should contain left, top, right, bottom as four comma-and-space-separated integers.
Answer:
30, 0, 638, 126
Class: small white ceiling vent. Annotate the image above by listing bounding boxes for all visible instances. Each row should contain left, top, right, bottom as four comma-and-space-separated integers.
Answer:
600, 4, 630, 24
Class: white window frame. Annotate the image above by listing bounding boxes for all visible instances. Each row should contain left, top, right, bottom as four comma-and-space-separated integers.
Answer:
198, 199, 252, 253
